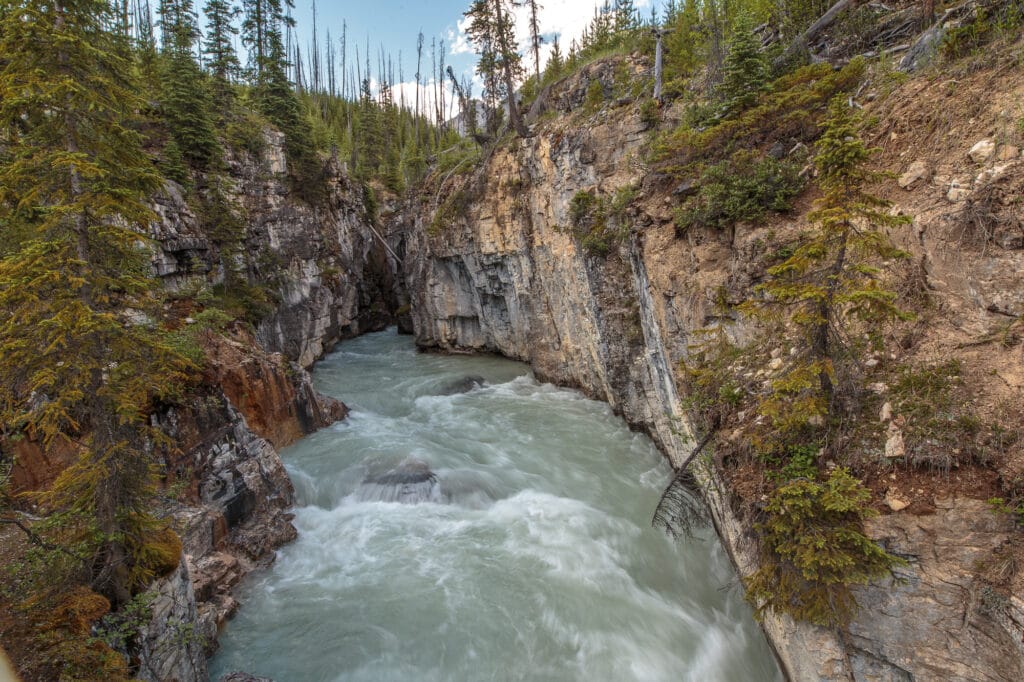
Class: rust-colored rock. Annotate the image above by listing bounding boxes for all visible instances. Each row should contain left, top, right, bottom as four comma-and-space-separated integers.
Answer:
6, 432, 81, 494
201, 327, 347, 450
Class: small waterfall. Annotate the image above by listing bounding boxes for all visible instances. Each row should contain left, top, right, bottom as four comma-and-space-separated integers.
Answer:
355, 458, 442, 504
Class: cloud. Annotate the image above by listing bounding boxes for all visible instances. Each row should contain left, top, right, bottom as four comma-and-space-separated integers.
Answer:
388, 77, 465, 121
450, 0, 655, 75
448, 17, 474, 55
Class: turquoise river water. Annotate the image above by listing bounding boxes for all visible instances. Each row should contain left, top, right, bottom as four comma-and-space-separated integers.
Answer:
210, 329, 782, 681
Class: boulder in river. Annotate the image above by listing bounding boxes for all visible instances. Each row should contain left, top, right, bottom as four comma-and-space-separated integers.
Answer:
356, 458, 441, 504
437, 375, 486, 395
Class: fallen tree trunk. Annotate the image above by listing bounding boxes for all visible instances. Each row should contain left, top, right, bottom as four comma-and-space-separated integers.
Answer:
774, 0, 858, 67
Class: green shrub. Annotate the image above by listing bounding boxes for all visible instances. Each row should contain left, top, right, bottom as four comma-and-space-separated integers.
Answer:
584, 80, 605, 113
362, 183, 379, 225
746, 468, 906, 628
570, 190, 601, 226
163, 307, 234, 364
887, 359, 1005, 472
639, 98, 661, 128
674, 150, 806, 234
429, 188, 471, 236
567, 189, 628, 257
211, 281, 279, 325
941, 3, 1024, 59
651, 59, 866, 178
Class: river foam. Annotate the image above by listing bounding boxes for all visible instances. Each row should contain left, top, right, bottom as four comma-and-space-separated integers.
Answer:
210, 329, 781, 681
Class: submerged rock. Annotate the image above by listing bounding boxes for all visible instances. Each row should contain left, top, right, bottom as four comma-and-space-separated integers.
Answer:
218, 673, 273, 682
356, 458, 441, 504
437, 375, 486, 395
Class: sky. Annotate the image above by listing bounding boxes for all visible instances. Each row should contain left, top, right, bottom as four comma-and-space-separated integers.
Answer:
285, 0, 664, 113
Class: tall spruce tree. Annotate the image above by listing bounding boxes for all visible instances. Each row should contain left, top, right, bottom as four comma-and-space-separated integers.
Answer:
159, 0, 220, 169
203, 0, 242, 103
742, 96, 910, 439
246, 0, 322, 198
719, 12, 768, 112
465, 0, 501, 133
527, 0, 543, 83
0, 0, 192, 605
614, 0, 638, 33
465, 0, 526, 137
544, 35, 563, 83
354, 76, 382, 180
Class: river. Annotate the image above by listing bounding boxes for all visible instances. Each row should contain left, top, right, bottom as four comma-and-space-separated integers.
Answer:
210, 329, 782, 681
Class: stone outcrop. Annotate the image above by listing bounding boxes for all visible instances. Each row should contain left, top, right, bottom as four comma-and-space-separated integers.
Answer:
399, 57, 1024, 680
130, 133, 399, 678
202, 327, 348, 449
149, 130, 399, 369
135, 562, 208, 682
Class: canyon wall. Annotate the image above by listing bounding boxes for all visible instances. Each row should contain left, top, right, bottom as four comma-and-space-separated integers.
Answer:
131, 133, 396, 679
401, 59, 1024, 681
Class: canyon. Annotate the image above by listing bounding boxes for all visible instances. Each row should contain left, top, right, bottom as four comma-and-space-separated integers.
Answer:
10, 48, 1023, 682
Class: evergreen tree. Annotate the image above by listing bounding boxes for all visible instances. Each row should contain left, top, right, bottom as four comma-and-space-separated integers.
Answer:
354, 77, 382, 180
241, 0, 267, 76
464, 0, 502, 133
203, 0, 242, 102
742, 97, 910, 439
492, 0, 526, 136
663, 0, 703, 82
159, 0, 221, 169
527, 0, 543, 83
545, 35, 563, 83
719, 12, 768, 112
247, 0, 322, 198
464, 0, 526, 137
0, 0, 192, 605
614, 0, 638, 33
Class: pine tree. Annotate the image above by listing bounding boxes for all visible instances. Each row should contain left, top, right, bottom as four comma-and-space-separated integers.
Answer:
492, 0, 526, 136
159, 0, 221, 169
614, 0, 638, 33
465, 0, 526, 137
719, 12, 768, 113
203, 0, 242, 103
741, 97, 910, 440
663, 0, 703, 81
746, 468, 905, 628
247, 0, 322, 198
465, 0, 502, 133
354, 77, 383, 180
544, 35, 563, 84
0, 0, 193, 605
241, 0, 267, 77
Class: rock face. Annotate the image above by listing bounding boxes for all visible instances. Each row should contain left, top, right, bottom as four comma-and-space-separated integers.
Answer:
850, 498, 1023, 681
130, 135, 397, 678
202, 328, 348, 449
399, 59, 1024, 680
135, 561, 208, 682
150, 131, 399, 368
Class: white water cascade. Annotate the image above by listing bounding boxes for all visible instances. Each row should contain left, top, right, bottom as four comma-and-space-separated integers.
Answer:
210, 329, 782, 682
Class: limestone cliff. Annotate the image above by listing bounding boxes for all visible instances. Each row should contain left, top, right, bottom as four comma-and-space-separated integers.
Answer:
131, 132, 397, 678
150, 130, 398, 368
400, 54, 1024, 681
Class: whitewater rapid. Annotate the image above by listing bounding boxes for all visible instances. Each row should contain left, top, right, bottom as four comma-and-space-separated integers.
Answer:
210, 329, 781, 681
